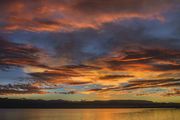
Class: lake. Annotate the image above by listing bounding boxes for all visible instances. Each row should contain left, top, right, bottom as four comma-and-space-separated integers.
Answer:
0, 108, 179, 120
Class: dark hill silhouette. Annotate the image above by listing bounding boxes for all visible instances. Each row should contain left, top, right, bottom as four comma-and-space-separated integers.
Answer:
0, 98, 180, 108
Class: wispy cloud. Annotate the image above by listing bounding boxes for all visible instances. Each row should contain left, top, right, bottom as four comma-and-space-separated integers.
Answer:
0, 37, 47, 70
0, 84, 47, 95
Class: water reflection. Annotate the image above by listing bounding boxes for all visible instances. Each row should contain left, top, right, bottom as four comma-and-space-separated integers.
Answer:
0, 109, 179, 120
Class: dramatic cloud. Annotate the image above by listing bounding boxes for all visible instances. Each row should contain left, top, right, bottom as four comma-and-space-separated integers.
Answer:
103, 48, 180, 71
0, 0, 176, 32
0, 0, 180, 101
0, 37, 46, 70
28, 69, 92, 85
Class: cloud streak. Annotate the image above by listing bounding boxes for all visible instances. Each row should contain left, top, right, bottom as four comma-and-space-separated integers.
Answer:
0, 37, 47, 70
0, 84, 47, 95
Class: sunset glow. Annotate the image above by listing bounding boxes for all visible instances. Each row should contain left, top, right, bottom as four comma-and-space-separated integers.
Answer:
0, 0, 180, 103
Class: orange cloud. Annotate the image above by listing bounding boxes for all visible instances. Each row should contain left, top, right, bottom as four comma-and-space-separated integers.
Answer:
0, 0, 170, 32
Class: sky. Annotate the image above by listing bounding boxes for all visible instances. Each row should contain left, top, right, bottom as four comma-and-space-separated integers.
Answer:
0, 0, 180, 103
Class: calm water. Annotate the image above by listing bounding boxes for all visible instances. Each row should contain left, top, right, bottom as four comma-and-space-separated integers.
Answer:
0, 109, 179, 120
